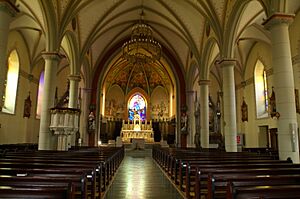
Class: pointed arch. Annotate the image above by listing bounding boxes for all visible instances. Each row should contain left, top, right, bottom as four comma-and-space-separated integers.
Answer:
254, 59, 268, 118
2, 49, 20, 114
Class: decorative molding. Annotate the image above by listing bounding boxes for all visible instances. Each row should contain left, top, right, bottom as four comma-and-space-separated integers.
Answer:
263, 13, 295, 30
186, 90, 196, 95
41, 51, 64, 61
198, 79, 210, 85
19, 69, 39, 84
216, 58, 238, 68
68, 74, 81, 82
236, 68, 273, 90
236, 78, 253, 90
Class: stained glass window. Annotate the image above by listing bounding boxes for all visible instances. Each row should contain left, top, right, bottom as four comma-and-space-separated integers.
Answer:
2, 50, 19, 114
128, 94, 146, 121
254, 60, 268, 118
36, 71, 44, 119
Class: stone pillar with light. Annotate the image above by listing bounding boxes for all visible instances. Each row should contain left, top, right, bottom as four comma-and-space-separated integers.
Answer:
38, 52, 62, 150
199, 79, 210, 148
263, 13, 299, 163
218, 59, 237, 152
68, 74, 81, 147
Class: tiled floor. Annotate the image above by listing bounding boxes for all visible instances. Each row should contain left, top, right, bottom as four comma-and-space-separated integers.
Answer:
104, 149, 184, 199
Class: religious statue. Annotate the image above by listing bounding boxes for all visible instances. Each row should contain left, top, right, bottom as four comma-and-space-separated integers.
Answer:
181, 112, 188, 133
241, 97, 248, 122
194, 102, 201, 148
133, 109, 141, 131
88, 111, 96, 131
23, 92, 31, 118
269, 87, 280, 119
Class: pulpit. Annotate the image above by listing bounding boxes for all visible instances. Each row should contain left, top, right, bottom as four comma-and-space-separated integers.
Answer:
49, 107, 80, 151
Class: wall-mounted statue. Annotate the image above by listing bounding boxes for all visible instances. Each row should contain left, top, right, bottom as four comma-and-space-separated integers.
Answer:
23, 92, 31, 118
269, 87, 280, 119
241, 97, 248, 122
194, 101, 201, 148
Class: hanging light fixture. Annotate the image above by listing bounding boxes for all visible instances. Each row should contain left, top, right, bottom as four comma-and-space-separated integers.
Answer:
122, 8, 161, 64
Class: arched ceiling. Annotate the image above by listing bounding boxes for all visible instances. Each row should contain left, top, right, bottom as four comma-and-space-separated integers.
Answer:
9, 0, 300, 86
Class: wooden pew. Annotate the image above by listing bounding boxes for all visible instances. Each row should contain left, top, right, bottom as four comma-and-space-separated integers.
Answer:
152, 146, 299, 199
207, 173, 300, 199
0, 186, 71, 199
0, 146, 124, 199
227, 184, 300, 199
194, 167, 300, 199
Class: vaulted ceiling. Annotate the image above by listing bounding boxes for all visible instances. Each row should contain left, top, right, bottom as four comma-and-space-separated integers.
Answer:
10, 0, 300, 90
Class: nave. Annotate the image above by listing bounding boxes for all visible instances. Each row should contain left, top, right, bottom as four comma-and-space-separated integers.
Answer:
104, 148, 184, 199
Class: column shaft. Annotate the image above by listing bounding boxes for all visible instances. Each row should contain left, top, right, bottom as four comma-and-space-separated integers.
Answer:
67, 75, 81, 147
220, 59, 237, 152
68, 75, 81, 108
186, 91, 195, 147
38, 52, 61, 150
264, 14, 299, 162
199, 80, 210, 148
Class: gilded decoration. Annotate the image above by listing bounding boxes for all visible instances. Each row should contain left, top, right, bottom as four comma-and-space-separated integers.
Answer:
105, 60, 171, 96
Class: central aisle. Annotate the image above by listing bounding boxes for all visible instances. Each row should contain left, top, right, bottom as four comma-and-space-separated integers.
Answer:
104, 148, 184, 199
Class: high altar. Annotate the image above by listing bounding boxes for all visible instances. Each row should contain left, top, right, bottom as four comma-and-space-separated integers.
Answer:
121, 114, 154, 142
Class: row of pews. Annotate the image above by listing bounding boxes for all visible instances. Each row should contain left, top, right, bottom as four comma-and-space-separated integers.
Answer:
153, 146, 300, 199
0, 146, 124, 198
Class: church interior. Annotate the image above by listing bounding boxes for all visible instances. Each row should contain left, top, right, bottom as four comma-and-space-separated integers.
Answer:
1, 0, 300, 198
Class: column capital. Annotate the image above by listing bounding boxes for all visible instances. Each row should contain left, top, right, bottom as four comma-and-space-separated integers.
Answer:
263, 13, 294, 30
68, 74, 81, 82
216, 58, 237, 68
42, 51, 64, 61
198, 79, 210, 85
0, 0, 19, 17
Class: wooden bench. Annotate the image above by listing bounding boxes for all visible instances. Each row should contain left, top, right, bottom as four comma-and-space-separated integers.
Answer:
0, 146, 124, 199
194, 167, 300, 199
207, 173, 300, 199
152, 147, 298, 199
227, 184, 300, 199
0, 186, 72, 199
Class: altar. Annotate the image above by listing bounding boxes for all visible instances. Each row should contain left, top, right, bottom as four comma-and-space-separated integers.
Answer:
121, 116, 154, 143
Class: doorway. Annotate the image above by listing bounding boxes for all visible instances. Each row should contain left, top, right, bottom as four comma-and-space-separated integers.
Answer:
269, 128, 278, 151
258, 125, 268, 148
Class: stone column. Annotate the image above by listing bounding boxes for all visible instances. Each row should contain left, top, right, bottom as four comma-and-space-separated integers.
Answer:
218, 59, 237, 152
186, 90, 195, 147
67, 75, 81, 147
199, 80, 210, 148
68, 75, 81, 108
38, 52, 61, 150
264, 13, 299, 163
0, 1, 18, 110
80, 88, 92, 146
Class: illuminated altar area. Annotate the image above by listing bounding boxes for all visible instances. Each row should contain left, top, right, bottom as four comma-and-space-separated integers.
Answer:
121, 94, 154, 142
121, 119, 154, 142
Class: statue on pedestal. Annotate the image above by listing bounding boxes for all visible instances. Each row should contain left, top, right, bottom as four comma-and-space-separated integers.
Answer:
88, 111, 95, 131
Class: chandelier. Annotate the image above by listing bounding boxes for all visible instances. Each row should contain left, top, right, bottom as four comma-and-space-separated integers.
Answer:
122, 11, 161, 64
